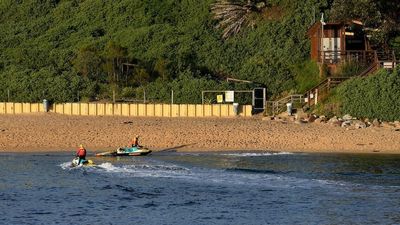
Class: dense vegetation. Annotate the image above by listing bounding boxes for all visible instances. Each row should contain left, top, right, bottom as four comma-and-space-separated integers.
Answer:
329, 0, 400, 49
0, 0, 399, 105
0, 0, 328, 103
336, 69, 400, 121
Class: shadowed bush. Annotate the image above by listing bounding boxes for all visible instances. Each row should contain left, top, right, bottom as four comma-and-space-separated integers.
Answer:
337, 68, 400, 121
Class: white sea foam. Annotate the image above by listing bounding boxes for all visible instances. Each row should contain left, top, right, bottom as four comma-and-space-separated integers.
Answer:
222, 152, 294, 157
59, 159, 317, 189
59, 161, 74, 170
96, 162, 122, 172
59, 157, 348, 190
59, 160, 349, 190
93, 162, 192, 179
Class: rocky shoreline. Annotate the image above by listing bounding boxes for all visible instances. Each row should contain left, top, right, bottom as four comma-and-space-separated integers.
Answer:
265, 113, 400, 131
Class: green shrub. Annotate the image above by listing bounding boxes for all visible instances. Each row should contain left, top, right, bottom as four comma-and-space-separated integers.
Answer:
120, 87, 136, 99
337, 69, 400, 121
0, 0, 330, 103
292, 60, 322, 93
313, 88, 342, 118
337, 60, 363, 77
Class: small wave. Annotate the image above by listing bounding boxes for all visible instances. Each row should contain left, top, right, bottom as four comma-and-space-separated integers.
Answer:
96, 162, 121, 172
59, 162, 73, 170
60, 160, 192, 179
222, 152, 294, 157
314, 178, 348, 187
126, 164, 190, 172
59, 161, 107, 171
201, 170, 312, 188
59, 161, 98, 170
226, 168, 279, 174
95, 163, 188, 173
94, 162, 192, 179
59, 160, 351, 190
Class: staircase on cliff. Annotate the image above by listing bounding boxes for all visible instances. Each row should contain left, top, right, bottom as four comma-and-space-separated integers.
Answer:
266, 50, 398, 116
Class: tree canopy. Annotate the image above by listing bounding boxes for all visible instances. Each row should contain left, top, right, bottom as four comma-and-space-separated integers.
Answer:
329, 0, 400, 48
0, 0, 398, 103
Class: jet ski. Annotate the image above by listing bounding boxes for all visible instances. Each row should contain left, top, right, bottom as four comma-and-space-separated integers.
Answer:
71, 157, 95, 167
96, 146, 152, 157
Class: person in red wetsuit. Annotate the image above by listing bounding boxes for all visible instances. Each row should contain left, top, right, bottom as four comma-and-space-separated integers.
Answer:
76, 144, 87, 165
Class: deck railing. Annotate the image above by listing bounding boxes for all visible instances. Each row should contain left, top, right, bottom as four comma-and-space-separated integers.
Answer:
304, 77, 349, 107
318, 50, 377, 66
266, 50, 398, 114
377, 50, 398, 70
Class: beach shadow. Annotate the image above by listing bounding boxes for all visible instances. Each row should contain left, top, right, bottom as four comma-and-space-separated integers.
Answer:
158, 143, 196, 152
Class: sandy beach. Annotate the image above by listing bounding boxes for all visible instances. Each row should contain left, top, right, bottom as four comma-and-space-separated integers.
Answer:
0, 113, 400, 154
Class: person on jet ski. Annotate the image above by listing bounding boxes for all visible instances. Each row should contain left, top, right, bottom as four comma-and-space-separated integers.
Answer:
76, 144, 87, 165
130, 135, 142, 148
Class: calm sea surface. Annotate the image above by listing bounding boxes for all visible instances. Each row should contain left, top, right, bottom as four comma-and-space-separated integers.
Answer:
1, 151, 400, 225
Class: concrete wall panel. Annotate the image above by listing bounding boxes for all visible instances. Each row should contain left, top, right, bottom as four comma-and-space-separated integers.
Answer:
0, 102, 253, 117
121, 104, 130, 116
80, 103, 89, 116
106, 103, 114, 116
179, 104, 188, 117
162, 104, 171, 117
14, 103, 22, 114
6, 103, 14, 114
154, 104, 163, 117
220, 105, 229, 117
187, 104, 196, 117
212, 104, 221, 117
32, 103, 38, 113
129, 104, 138, 116
146, 104, 155, 117
72, 103, 80, 115
0, 103, 5, 114
113, 104, 122, 116
195, 105, 204, 117
97, 104, 106, 116
204, 105, 212, 117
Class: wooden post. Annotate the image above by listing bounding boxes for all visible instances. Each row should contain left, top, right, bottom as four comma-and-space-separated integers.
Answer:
327, 78, 331, 91
113, 87, 115, 104
143, 89, 146, 104
363, 51, 366, 65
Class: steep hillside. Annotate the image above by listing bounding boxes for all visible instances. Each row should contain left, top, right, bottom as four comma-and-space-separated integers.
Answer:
0, 0, 329, 103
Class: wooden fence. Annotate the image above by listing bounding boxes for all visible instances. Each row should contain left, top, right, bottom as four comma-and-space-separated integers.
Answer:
0, 102, 252, 117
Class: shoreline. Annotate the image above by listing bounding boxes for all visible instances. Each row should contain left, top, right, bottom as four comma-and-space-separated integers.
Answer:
2, 148, 397, 155
2, 149, 399, 156
1, 113, 400, 155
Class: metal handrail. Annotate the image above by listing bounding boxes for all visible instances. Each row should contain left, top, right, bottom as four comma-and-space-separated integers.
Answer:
266, 95, 304, 115
305, 77, 349, 95
266, 50, 395, 113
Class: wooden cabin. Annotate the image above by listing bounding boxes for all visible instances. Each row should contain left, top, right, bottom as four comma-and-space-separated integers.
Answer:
304, 20, 398, 107
307, 20, 376, 74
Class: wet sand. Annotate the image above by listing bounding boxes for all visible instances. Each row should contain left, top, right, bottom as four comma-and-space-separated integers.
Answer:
1, 113, 400, 154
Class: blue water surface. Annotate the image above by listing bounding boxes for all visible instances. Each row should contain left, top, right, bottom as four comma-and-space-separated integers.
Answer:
1, 151, 400, 225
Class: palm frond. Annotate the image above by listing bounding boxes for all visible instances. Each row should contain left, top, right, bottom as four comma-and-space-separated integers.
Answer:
211, 0, 267, 39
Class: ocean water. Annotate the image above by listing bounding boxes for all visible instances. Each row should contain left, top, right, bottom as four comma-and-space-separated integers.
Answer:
1, 151, 400, 225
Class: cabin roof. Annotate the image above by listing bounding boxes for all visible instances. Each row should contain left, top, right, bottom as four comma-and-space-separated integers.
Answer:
307, 20, 364, 36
